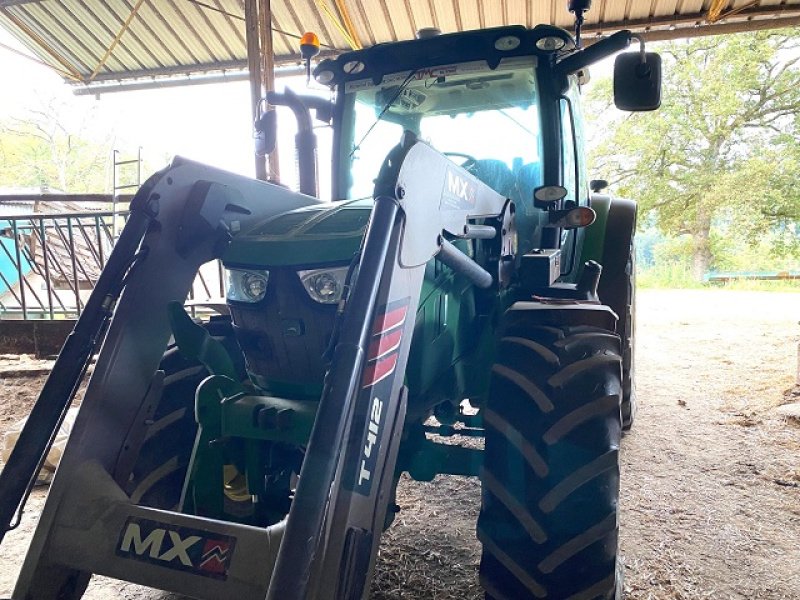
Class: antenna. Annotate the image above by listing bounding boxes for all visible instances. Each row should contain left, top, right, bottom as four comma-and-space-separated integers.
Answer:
567, 0, 592, 48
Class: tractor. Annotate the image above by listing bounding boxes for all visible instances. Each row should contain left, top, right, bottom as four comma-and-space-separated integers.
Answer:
0, 7, 660, 600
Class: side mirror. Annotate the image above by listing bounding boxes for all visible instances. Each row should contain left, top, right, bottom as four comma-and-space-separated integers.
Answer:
533, 185, 568, 210
614, 51, 661, 111
254, 109, 277, 156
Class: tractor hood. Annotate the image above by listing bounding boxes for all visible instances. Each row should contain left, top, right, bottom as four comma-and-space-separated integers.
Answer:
223, 198, 372, 268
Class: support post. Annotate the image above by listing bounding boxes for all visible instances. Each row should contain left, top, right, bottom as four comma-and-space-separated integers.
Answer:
259, 0, 280, 181
245, 0, 267, 181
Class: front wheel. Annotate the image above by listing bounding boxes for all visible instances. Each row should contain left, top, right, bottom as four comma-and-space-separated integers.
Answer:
478, 318, 623, 600
124, 317, 243, 510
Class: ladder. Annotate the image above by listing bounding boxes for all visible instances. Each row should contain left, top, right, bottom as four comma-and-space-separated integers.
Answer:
112, 148, 142, 237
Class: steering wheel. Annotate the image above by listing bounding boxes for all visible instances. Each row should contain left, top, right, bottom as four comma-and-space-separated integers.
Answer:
443, 152, 478, 172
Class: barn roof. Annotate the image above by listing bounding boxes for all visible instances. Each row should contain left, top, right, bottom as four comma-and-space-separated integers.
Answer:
1, 0, 799, 90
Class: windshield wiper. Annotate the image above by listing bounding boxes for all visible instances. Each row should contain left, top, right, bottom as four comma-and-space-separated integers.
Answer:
498, 108, 535, 136
349, 69, 421, 159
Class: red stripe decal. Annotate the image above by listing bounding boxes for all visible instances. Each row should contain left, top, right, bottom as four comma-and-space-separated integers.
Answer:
372, 305, 407, 336
361, 353, 399, 388
368, 328, 403, 361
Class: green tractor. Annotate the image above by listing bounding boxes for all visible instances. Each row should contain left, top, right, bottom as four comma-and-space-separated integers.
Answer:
0, 11, 660, 600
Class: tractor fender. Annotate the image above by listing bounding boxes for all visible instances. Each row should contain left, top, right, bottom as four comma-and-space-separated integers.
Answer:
503, 301, 618, 333
581, 193, 637, 283
583, 195, 638, 430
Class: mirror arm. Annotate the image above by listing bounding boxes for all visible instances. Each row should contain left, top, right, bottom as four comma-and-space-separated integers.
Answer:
556, 30, 632, 76
631, 34, 646, 61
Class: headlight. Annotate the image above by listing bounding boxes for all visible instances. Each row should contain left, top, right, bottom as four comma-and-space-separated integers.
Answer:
298, 266, 349, 304
225, 268, 270, 303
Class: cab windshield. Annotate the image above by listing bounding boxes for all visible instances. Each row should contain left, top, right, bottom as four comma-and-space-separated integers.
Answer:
337, 56, 543, 202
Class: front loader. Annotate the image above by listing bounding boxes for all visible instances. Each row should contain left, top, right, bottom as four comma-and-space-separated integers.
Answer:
0, 14, 661, 600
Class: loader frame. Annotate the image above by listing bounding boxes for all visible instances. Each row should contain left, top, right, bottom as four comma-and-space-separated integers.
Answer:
3, 138, 573, 600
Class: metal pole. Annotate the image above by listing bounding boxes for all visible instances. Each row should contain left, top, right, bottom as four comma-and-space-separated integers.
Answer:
245, 0, 268, 181
259, 0, 280, 181
112, 149, 119, 238
11, 221, 27, 319
67, 218, 81, 315
39, 220, 54, 319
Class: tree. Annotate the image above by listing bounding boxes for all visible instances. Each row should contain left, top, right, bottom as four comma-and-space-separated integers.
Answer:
590, 30, 800, 280
0, 95, 113, 193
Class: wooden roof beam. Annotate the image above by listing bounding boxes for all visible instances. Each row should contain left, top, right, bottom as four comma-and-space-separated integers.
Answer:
582, 5, 800, 36
0, 1, 48, 7
636, 16, 800, 42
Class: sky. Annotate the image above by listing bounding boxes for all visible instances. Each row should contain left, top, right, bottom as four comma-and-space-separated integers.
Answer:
0, 27, 287, 182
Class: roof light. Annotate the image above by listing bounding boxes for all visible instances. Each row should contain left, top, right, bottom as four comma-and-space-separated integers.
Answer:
417, 27, 441, 39
536, 36, 566, 51
495, 35, 521, 51
342, 60, 365, 75
315, 69, 335, 85
300, 32, 320, 56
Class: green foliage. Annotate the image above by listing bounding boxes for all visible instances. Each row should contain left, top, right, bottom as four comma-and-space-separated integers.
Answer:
637, 263, 701, 289
637, 231, 800, 288
0, 96, 112, 192
638, 262, 800, 291
636, 234, 701, 288
711, 278, 800, 292
589, 30, 800, 281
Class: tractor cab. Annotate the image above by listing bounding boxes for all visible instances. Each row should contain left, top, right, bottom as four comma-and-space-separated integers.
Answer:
260, 24, 658, 264
323, 26, 567, 257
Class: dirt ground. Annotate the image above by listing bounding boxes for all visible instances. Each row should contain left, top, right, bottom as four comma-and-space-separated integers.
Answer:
1, 289, 799, 599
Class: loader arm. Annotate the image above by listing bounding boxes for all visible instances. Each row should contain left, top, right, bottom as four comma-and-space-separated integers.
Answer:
267, 132, 510, 600
10, 158, 324, 599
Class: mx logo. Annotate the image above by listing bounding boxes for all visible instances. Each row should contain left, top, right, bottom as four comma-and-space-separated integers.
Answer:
445, 169, 476, 208
117, 517, 235, 580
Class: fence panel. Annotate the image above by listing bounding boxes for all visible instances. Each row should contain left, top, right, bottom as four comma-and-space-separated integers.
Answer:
0, 200, 225, 320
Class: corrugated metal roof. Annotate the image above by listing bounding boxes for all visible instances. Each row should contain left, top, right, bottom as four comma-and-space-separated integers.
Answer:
2, 0, 800, 87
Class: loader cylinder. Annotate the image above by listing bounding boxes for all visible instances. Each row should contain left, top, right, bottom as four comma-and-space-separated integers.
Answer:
437, 238, 494, 289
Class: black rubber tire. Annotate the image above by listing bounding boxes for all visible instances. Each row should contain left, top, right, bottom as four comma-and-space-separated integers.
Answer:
478, 319, 623, 600
597, 199, 637, 431
600, 241, 636, 430
124, 318, 240, 510
619, 248, 636, 430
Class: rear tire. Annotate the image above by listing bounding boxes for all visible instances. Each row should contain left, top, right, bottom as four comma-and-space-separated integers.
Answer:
478, 319, 623, 600
601, 243, 636, 430
619, 249, 636, 430
124, 317, 240, 510
597, 199, 637, 431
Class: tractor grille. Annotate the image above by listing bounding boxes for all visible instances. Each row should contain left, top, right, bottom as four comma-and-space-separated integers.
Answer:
229, 268, 336, 396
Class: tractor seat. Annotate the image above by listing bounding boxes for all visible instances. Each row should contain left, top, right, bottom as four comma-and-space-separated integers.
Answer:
468, 159, 516, 198
513, 162, 543, 206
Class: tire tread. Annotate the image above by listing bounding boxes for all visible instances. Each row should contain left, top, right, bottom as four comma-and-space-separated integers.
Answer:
479, 322, 622, 600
